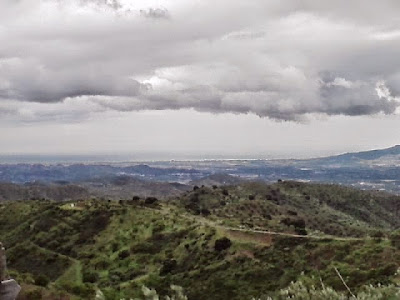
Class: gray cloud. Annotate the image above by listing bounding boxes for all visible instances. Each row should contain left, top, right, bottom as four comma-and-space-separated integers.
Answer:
0, 59, 147, 102
1, 0, 400, 122
68, 0, 123, 11
140, 8, 170, 19
321, 86, 397, 117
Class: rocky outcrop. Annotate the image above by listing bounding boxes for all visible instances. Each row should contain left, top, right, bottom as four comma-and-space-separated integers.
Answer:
0, 243, 20, 300
0, 243, 6, 282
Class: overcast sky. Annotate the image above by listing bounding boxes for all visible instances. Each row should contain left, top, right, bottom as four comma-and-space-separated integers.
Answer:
1, 0, 400, 158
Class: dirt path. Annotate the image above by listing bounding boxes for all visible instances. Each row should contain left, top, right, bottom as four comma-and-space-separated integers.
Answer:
220, 226, 365, 241
170, 207, 367, 242
154, 205, 369, 246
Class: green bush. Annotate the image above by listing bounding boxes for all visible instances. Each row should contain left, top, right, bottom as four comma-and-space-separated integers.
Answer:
34, 274, 50, 287
254, 279, 400, 299
82, 269, 99, 283
214, 237, 232, 251
23, 289, 42, 300
389, 230, 400, 249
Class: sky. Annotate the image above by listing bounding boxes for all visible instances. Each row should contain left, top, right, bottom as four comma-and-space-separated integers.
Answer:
1, 0, 400, 158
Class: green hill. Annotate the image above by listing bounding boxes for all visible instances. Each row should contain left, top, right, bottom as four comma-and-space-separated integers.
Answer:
0, 181, 399, 299
176, 181, 400, 236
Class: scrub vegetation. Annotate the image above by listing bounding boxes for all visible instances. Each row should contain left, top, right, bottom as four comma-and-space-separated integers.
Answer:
0, 181, 399, 299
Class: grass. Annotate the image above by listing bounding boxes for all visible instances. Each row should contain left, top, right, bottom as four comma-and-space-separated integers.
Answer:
56, 260, 82, 287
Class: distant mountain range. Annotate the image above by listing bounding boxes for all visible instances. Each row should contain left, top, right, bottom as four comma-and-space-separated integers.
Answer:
305, 145, 400, 167
0, 145, 400, 199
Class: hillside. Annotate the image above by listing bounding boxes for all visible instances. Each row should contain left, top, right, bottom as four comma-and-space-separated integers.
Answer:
305, 145, 400, 167
189, 173, 246, 187
176, 181, 400, 237
331, 145, 400, 161
0, 182, 90, 202
0, 181, 399, 299
0, 176, 190, 202
82, 175, 190, 200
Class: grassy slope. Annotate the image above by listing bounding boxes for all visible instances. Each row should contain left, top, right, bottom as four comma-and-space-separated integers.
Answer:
177, 181, 400, 237
0, 181, 399, 299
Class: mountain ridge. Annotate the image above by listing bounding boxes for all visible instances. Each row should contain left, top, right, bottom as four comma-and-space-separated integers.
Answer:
313, 145, 400, 162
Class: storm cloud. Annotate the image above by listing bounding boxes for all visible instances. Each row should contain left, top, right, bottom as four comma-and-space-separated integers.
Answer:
1, 0, 400, 121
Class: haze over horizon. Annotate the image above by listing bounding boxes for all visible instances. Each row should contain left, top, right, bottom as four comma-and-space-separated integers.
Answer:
2, 143, 400, 164
1, 0, 400, 157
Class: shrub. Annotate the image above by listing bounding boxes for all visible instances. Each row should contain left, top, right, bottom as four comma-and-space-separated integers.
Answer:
377, 262, 398, 276
201, 208, 211, 216
371, 230, 385, 240
118, 250, 130, 259
34, 274, 50, 287
295, 227, 308, 236
389, 230, 400, 249
111, 242, 119, 252
214, 237, 232, 251
160, 259, 177, 276
141, 285, 188, 300
145, 197, 158, 205
255, 279, 400, 299
82, 270, 99, 283
70, 283, 95, 297
281, 218, 306, 235
263, 213, 272, 220
23, 289, 42, 300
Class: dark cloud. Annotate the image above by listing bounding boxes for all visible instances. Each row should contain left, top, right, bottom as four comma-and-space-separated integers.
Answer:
319, 78, 398, 117
0, 59, 146, 102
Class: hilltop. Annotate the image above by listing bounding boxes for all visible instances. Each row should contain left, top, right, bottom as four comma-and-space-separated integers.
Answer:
0, 181, 399, 299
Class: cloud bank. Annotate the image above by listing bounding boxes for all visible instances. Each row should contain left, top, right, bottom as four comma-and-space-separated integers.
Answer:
1, 0, 400, 122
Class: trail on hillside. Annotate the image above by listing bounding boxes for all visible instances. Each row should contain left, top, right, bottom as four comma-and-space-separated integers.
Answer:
159, 206, 368, 243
